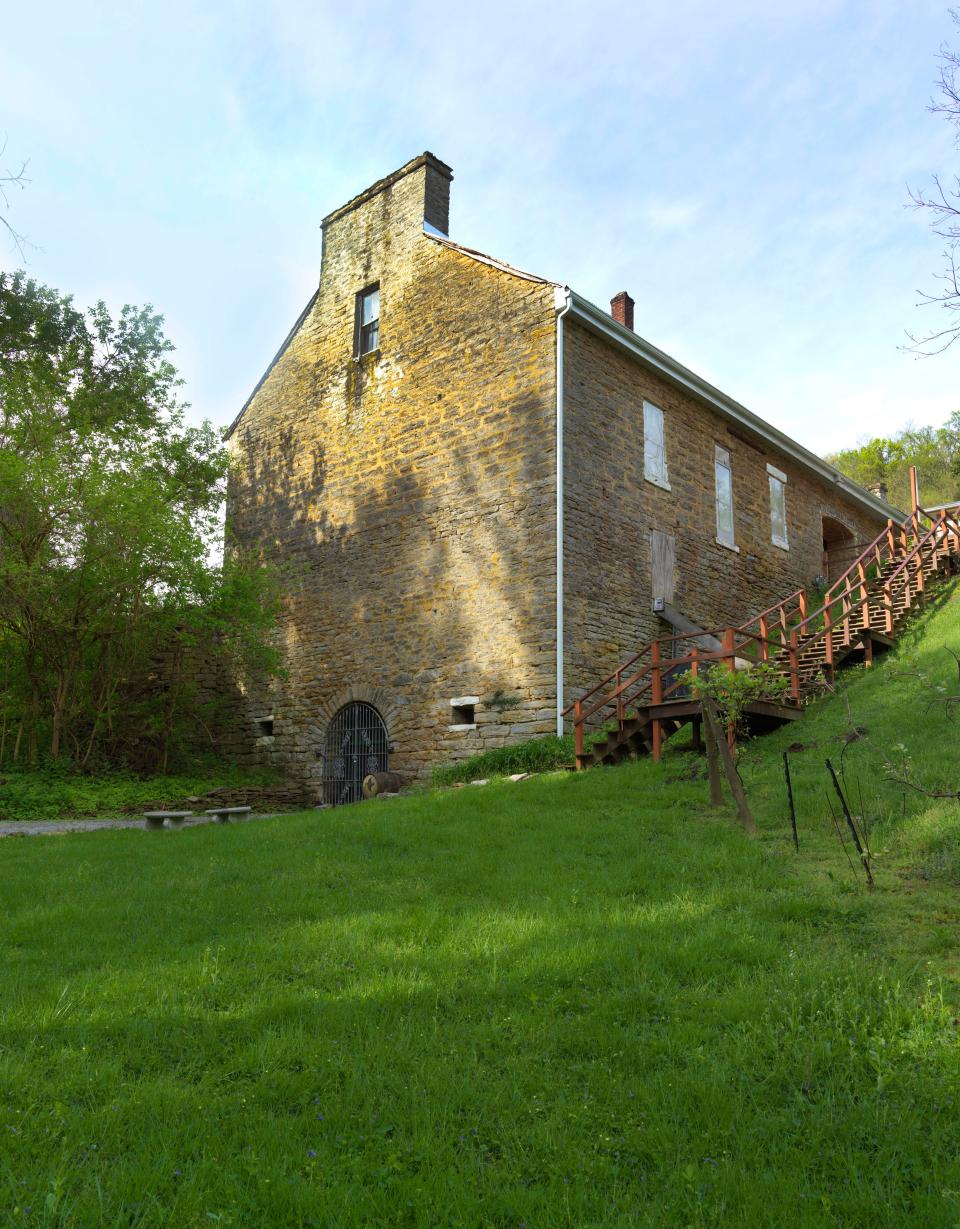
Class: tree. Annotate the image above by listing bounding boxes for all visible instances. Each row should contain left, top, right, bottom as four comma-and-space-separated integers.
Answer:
0, 272, 279, 769
0, 137, 29, 258
907, 10, 960, 355
826, 411, 960, 509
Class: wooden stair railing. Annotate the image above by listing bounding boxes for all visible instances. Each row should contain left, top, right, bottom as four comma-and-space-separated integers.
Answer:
564, 503, 960, 769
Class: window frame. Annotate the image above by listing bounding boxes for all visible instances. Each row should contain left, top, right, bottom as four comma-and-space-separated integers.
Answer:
643, 400, 670, 490
767, 463, 789, 550
714, 444, 738, 551
354, 283, 380, 358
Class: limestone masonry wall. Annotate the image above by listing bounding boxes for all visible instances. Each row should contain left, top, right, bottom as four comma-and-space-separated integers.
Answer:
227, 156, 558, 795
561, 318, 887, 702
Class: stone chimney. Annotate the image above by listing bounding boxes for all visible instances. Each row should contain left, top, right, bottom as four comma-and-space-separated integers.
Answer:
319, 153, 454, 285
611, 291, 635, 331
866, 481, 889, 502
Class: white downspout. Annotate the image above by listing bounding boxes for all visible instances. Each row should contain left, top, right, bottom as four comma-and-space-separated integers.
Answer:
555, 285, 572, 737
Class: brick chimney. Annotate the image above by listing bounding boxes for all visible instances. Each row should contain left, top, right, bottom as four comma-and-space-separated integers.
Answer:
611, 291, 634, 331
866, 481, 889, 502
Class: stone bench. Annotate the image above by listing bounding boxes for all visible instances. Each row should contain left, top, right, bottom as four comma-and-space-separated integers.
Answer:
143, 811, 193, 830
204, 806, 253, 824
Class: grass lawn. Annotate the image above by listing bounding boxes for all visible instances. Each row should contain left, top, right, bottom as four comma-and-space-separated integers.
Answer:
2, 591, 960, 1226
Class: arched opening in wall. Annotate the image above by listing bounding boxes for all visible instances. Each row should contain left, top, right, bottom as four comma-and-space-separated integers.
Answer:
822, 516, 857, 583
323, 701, 389, 806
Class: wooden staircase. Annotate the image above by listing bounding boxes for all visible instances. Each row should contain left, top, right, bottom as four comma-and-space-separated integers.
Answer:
565, 501, 960, 770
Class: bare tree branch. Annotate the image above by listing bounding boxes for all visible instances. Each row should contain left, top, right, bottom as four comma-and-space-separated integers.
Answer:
0, 135, 30, 260
903, 11, 960, 356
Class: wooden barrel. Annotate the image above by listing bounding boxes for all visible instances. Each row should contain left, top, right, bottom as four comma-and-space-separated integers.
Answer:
362, 771, 402, 798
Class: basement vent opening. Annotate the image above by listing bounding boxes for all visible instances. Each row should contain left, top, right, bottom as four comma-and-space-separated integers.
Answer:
449, 695, 478, 729
256, 717, 274, 737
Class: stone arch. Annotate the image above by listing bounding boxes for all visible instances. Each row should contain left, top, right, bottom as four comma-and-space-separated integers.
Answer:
316, 684, 402, 734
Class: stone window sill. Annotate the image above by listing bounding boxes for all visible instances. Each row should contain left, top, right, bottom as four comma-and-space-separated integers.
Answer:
716, 537, 740, 553
772, 538, 790, 552
644, 474, 672, 492
449, 723, 477, 732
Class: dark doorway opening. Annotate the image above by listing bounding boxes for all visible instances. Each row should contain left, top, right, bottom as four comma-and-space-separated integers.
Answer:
822, 516, 857, 583
323, 702, 389, 806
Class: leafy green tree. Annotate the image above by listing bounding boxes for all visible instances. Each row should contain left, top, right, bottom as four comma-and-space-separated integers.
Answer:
0, 272, 278, 769
826, 412, 960, 511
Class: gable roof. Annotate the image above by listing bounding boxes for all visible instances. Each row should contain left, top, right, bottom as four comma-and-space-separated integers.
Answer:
225, 232, 901, 523
224, 289, 318, 441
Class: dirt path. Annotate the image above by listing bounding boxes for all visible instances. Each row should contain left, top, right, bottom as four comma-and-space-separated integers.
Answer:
0, 813, 286, 838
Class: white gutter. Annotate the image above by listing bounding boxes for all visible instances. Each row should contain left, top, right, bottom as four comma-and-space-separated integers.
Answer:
566, 291, 903, 522
555, 285, 572, 737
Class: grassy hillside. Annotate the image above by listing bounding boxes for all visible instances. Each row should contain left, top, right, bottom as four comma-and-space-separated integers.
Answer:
1, 586, 959, 1226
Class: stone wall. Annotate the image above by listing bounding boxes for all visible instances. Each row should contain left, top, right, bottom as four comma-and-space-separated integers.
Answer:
226, 155, 559, 796
561, 318, 888, 701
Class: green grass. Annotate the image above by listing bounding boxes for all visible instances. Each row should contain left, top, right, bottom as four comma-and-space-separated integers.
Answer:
2, 588, 960, 1226
0, 762, 281, 822
432, 734, 574, 785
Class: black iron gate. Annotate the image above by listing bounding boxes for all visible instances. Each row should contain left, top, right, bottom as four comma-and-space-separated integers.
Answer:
322, 702, 390, 806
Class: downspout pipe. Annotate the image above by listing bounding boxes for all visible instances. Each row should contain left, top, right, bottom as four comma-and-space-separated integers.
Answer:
555, 285, 572, 737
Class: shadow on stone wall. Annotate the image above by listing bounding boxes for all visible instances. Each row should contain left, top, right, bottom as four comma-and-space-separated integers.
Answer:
226, 388, 557, 790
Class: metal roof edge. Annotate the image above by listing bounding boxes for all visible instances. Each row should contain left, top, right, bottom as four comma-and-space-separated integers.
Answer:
567, 291, 903, 522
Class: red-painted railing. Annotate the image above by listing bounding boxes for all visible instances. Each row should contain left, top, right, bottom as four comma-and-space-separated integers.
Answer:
564, 502, 960, 766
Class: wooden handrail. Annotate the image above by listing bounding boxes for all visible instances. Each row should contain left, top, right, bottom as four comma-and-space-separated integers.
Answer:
568, 504, 960, 762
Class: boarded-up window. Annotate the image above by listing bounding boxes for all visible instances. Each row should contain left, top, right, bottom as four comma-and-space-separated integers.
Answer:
767, 464, 788, 549
715, 445, 735, 547
650, 530, 676, 603
643, 401, 669, 488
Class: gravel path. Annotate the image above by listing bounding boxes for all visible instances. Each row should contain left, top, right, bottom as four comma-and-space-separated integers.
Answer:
0, 813, 287, 838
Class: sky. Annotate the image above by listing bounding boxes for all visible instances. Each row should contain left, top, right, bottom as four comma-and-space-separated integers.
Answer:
2, 0, 959, 457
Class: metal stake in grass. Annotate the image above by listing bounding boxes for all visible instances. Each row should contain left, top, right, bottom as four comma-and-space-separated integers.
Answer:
826, 759, 874, 890
783, 752, 799, 852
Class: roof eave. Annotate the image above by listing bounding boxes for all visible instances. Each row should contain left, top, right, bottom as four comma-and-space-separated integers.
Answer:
566, 291, 903, 522
224, 289, 319, 441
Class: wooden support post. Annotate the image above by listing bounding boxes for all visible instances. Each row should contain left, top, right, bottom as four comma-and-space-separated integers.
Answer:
702, 702, 723, 808
616, 669, 623, 731
883, 581, 893, 634
858, 562, 870, 631
574, 699, 584, 767
886, 519, 896, 557
722, 627, 736, 672
788, 628, 800, 701
650, 641, 663, 762
799, 589, 808, 620
702, 698, 755, 835
910, 464, 920, 539
759, 615, 769, 660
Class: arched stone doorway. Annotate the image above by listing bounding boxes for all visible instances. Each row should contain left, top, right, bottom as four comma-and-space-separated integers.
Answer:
323, 702, 390, 805
822, 515, 857, 583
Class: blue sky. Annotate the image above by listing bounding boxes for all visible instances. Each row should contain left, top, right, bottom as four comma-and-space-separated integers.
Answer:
2, 0, 958, 455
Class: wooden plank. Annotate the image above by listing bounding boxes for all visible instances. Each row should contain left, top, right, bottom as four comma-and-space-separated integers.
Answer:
650, 530, 676, 604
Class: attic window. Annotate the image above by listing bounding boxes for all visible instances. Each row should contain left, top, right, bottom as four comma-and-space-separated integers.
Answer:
256, 717, 274, 737
449, 695, 478, 730
355, 284, 380, 356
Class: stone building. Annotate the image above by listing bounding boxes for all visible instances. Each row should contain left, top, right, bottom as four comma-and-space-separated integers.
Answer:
225, 152, 894, 801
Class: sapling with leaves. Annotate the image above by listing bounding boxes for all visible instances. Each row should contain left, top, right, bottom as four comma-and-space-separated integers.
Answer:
678, 661, 789, 744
